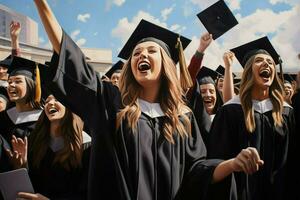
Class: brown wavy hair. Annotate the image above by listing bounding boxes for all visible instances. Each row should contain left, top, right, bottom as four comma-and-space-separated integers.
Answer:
117, 46, 191, 143
239, 55, 284, 133
29, 108, 84, 170
24, 77, 43, 109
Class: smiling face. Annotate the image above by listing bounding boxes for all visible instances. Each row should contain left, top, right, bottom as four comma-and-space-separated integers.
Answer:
0, 66, 8, 80
111, 72, 121, 87
7, 75, 28, 103
130, 41, 163, 88
200, 83, 217, 115
217, 77, 224, 92
44, 95, 66, 122
252, 53, 275, 89
284, 82, 294, 100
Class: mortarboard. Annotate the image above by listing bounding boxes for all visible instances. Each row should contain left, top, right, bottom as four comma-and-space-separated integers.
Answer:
197, 66, 222, 82
283, 73, 296, 83
105, 60, 124, 78
118, 19, 191, 63
215, 65, 236, 78
231, 36, 280, 67
197, 0, 238, 40
0, 55, 12, 69
8, 56, 48, 103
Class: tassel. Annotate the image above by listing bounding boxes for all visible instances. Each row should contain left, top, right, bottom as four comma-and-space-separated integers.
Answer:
278, 56, 284, 85
35, 63, 41, 103
175, 36, 193, 93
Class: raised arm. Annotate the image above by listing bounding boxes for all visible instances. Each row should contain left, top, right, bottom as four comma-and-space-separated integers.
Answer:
222, 51, 235, 103
10, 21, 21, 56
34, 0, 62, 54
187, 33, 212, 99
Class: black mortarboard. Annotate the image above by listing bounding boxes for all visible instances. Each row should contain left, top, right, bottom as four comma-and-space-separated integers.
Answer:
197, 0, 238, 40
231, 36, 280, 67
283, 73, 295, 83
105, 60, 124, 78
118, 19, 191, 63
197, 66, 222, 82
8, 56, 47, 103
0, 86, 9, 103
215, 65, 237, 78
0, 55, 12, 69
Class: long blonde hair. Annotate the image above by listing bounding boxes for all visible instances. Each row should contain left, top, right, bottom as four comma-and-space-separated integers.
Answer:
239, 55, 284, 133
117, 47, 191, 143
29, 109, 84, 170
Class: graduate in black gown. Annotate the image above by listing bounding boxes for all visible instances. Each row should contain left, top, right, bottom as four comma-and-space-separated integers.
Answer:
0, 57, 44, 173
33, 1, 265, 199
13, 94, 91, 200
208, 37, 296, 200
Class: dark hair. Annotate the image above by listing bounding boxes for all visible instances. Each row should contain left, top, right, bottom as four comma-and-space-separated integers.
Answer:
24, 77, 43, 109
29, 108, 84, 170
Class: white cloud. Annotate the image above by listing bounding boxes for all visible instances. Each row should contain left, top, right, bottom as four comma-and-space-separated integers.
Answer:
225, 0, 241, 11
105, 0, 126, 11
269, 0, 299, 6
182, 2, 194, 17
161, 5, 175, 21
94, 32, 98, 36
71, 29, 80, 39
76, 38, 86, 47
111, 10, 167, 43
170, 24, 180, 31
77, 13, 91, 23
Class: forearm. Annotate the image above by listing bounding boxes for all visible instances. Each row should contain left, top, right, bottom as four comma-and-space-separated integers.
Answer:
212, 159, 235, 183
34, 0, 62, 54
222, 65, 234, 102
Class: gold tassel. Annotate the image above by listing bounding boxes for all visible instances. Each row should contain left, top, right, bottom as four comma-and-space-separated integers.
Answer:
175, 36, 193, 93
35, 63, 41, 103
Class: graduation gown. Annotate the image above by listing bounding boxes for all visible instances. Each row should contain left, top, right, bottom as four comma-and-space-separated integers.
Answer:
44, 31, 225, 200
208, 95, 295, 200
28, 132, 91, 200
0, 107, 42, 173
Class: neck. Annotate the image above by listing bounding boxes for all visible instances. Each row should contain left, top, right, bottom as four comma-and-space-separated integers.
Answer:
139, 83, 160, 103
50, 121, 61, 137
15, 102, 34, 112
251, 86, 269, 101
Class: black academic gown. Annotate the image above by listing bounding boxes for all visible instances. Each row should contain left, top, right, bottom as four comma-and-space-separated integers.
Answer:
0, 107, 42, 173
44, 31, 227, 200
188, 80, 223, 146
208, 96, 295, 200
28, 135, 91, 200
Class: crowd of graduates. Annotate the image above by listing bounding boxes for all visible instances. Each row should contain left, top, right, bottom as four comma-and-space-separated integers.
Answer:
0, 0, 299, 199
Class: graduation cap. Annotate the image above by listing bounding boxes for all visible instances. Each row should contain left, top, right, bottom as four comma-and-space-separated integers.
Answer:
197, 66, 221, 82
231, 36, 280, 67
197, 0, 238, 40
105, 60, 124, 78
215, 65, 237, 78
8, 56, 47, 103
118, 19, 191, 63
0, 55, 12, 68
0, 86, 9, 103
283, 73, 296, 83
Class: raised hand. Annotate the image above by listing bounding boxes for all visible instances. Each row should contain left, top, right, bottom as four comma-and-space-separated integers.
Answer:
197, 32, 213, 53
17, 192, 49, 200
5, 135, 28, 169
231, 147, 264, 175
10, 21, 21, 41
223, 51, 235, 68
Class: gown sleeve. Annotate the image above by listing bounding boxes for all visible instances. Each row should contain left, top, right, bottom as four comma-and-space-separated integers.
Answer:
44, 30, 122, 199
175, 113, 235, 200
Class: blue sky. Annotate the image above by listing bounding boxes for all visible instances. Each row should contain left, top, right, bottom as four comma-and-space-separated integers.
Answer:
1, 0, 299, 71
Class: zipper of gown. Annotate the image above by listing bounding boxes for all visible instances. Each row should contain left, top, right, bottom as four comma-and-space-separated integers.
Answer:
152, 119, 158, 200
